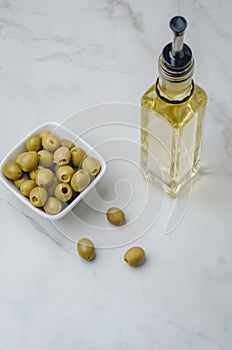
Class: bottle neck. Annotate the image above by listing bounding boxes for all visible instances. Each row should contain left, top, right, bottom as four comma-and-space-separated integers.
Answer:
157, 56, 194, 103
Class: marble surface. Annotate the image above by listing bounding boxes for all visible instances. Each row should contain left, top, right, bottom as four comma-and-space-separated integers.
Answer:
1, 0, 232, 349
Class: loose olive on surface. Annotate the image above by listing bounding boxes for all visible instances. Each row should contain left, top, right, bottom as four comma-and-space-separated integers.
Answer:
13, 173, 29, 188
53, 146, 71, 166
56, 165, 74, 183
16, 151, 40, 172
71, 147, 86, 167
26, 135, 42, 152
3, 161, 22, 180
124, 247, 145, 267
42, 134, 60, 152
44, 197, 62, 215
55, 183, 73, 202
38, 150, 53, 167
106, 207, 125, 226
29, 165, 44, 180
71, 170, 90, 192
82, 157, 101, 176
20, 180, 36, 197
36, 168, 54, 187
77, 238, 95, 261
29, 187, 48, 207
61, 138, 75, 150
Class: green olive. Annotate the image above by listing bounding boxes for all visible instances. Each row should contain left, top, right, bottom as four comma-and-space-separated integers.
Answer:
67, 190, 79, 203
47, 177, 59, 196
29, 187, 48, 207
52, 163, 60, 173
55, 183, 73, 202
56, 165, 74, 183
26, 135, 42, 152
36, 168, 54, 187
29, 165, 44, 180
38, 150, 53, 167
44, 197, 62, 215
42, 134, 60, 152
77, 238, 95, 261
71, 147, 86, 167
39, 130, 51, 139
106, 207, 125, 226
53, 146, 71, 166
124, 247, 145, 267
3, 161, 22, 180
82, 157, 101, 176
71, 170, 90, 192
16, 151, 40, 172
20, 180, 36, 197
13, 173, 29, 188
61, 138, 75, 150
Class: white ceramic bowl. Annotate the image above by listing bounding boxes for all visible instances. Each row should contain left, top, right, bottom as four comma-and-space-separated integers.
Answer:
0, 122, 106, 220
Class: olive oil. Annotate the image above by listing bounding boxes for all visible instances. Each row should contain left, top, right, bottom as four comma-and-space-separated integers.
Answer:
141, 16, 207, 197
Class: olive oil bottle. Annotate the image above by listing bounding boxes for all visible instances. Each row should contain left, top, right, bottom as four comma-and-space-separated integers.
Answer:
141, 16, 207, 197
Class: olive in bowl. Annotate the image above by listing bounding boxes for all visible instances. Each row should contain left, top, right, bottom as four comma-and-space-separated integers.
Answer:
0, 122, 106, 220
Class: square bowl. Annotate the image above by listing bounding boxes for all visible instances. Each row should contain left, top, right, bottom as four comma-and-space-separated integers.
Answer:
0, 122, 106, 220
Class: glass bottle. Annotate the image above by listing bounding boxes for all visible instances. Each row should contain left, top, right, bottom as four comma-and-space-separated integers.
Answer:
141, 16, 207, 197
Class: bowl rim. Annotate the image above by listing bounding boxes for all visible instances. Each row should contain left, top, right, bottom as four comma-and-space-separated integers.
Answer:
0, 121, 106, 220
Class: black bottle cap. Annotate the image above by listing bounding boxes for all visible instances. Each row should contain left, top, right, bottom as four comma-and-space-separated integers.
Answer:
162, 16, 192, 71
170, 16, 187, 35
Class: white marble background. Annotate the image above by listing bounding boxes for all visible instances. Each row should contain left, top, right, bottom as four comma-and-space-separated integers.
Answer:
1, 1, 232, 349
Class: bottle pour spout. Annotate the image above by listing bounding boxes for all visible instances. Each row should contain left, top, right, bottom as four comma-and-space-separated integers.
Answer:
170, 16, 187, 59
161, 15, 192, 71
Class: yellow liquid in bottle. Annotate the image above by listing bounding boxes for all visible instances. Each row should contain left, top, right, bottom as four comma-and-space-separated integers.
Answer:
141, 82, 207, 197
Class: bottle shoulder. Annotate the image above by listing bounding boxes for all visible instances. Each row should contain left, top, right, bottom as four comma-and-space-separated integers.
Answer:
141, 82, 207, 104
141, 82, 207, 128
193, 83, 208, 107
141, 84, 156, 106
